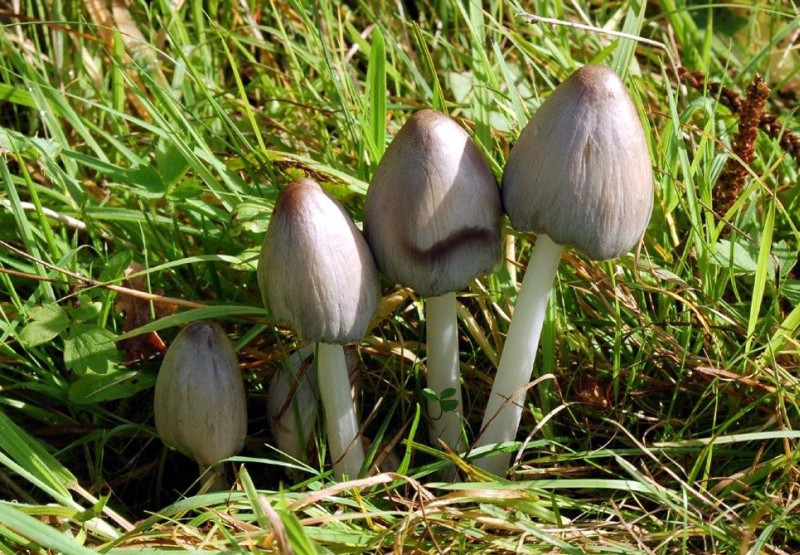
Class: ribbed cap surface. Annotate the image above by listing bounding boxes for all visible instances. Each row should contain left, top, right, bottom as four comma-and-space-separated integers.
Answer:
154, 320, 247, 467
502, 65, 653, 260
364, 109, 503, 297
258, 179, 380, 344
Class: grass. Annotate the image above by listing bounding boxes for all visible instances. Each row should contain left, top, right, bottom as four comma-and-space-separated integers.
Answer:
1, 0, 799, 552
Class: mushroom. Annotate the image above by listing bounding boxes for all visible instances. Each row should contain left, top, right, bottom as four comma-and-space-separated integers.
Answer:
364, 109, 503, 454
266, 346, 318, 466
474, 65, 654, 474
154, 320, 247, 484
258, 178, 380, 480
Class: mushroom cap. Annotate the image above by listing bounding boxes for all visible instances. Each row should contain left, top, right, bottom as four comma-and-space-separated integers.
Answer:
364, 109, 503, 297
502, 65, 654, 260
154, 320, 248, 467
257, 178, 380, 344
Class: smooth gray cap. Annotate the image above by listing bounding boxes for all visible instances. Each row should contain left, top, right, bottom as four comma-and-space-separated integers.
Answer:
257, 178, 380, 344
502, 65, 654, 260
364, 109, 503, 297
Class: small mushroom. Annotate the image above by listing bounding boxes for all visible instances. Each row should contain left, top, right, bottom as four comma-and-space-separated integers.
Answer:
258, 178, 380, 480
154, 320, 247, 481
364, 109, 503, 454
475, 65, 654, 474
266, 347, 318, 466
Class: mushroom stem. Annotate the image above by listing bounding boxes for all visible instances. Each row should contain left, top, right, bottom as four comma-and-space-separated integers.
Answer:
316, 342, 365, 480
474, 234, 563, 474
426, 291, 465, 453
199, 463, 229, 492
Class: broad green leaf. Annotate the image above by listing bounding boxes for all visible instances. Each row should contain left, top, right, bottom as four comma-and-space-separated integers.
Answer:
449, 71, 472, 105
230, 201, 272, 236
155, 138, 190, 187
781, 280, 800, 305
441, 399, 458, 412
420, 388, 437, 402
18, 304, 69, 347
0, 127, 60, 159
68, 295, 103, 322
709, 239, 759, 275
63, 324, 119, 376
127, 164, 167, 199
62, 151, 165, 198
774, 240, 798, 279
230, 246, 260, 272
99, 251, 134, 283
68, 370, 156, 405
709, 237, 793, 281
166, 177, 204, 202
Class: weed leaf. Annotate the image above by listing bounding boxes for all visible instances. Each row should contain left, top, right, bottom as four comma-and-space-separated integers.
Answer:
63, 324, 119, 376
18, 304, 69, 347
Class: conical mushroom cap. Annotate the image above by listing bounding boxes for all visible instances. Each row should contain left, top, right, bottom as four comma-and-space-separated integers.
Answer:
154, 320, 247, 467
364, 109, 503, 297
502, 65, 654, 260
257, 178, 380, 344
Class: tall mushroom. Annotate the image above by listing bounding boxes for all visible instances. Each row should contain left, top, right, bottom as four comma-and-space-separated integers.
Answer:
258, 178, 379, 480
154, 320, 247, 485
364, 109, 503, 454
475, 65, 654, 474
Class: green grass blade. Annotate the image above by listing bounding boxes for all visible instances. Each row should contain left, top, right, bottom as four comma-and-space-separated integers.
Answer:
114, 305, 269, 342
0, 408, 76, 502
366, 27, 387, 162
0, 158, 55, 300
745, 196, 776, 354
238, 466, 269, 529
0, 503, 96, 555
610, 0, 647, 77
410, 23, 446, 113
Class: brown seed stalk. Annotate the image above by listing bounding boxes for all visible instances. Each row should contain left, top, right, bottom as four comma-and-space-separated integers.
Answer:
715, 74, 770, 215
679, 68, 799, 162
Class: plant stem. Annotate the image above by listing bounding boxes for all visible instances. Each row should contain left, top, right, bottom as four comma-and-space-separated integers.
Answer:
317, 342, 364, 480
474, 234, 563, 474
426, 291, 465, 453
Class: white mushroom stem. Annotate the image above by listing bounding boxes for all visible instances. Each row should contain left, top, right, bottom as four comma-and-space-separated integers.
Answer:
474, 234, 564, 474
426, 292, 465, 453
316, 342, 365, 480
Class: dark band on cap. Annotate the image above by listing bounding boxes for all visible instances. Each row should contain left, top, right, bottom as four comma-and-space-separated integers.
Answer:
402, 226, 498, 264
